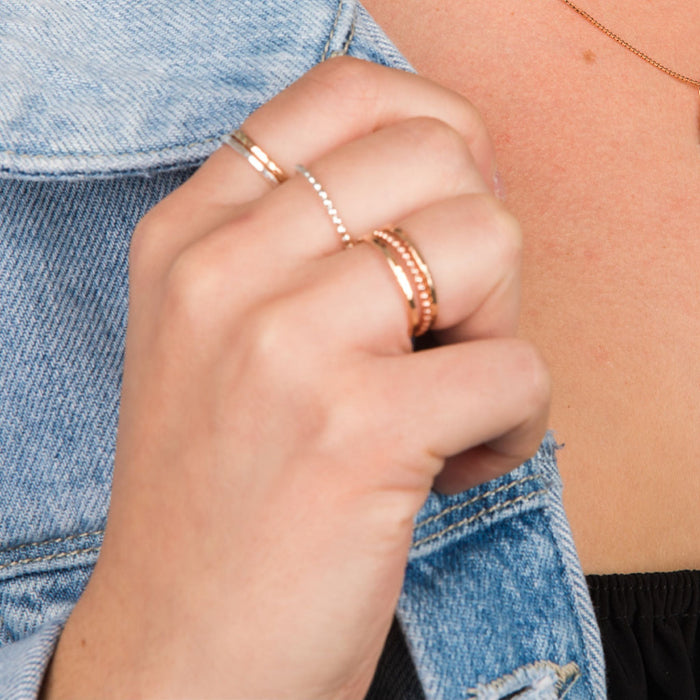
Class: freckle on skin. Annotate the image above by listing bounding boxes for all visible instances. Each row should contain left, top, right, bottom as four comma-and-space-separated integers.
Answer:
583, 49, 596, 64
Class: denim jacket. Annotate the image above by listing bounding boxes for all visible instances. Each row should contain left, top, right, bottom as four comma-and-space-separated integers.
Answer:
0, 1, 606, 697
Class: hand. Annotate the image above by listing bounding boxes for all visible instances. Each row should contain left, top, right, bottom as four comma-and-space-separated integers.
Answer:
44, 57, 550, 699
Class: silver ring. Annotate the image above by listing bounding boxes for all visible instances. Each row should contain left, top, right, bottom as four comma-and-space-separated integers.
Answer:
296, 165, 354, 248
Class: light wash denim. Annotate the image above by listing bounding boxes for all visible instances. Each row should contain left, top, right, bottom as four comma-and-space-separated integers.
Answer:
0, 1, 606, 697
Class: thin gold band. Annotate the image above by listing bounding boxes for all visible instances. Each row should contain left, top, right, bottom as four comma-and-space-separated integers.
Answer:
222, 129, 288, 185
360, 236, 419, 337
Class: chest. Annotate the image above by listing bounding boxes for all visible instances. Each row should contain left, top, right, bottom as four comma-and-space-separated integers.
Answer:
362, 0, 700, 572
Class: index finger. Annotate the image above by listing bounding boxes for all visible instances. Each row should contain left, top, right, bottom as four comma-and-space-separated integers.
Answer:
245, 56, 497, 192
158, 57, 497, 225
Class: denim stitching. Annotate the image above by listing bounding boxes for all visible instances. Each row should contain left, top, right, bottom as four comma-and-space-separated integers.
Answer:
321, 0, 357, 60
0, 546, 102, 572
415, 474, 542, 530
0, 529, 104, 556
321, 0, 345, 60
1, 161, 204, 180
536, 455, 606, 697
340, 3, 358, 56
0, 135, 222, 161
413, 489, 547, 548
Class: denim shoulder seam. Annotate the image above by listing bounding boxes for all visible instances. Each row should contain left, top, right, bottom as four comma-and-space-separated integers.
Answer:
321, 0, 358, 59
0, 546, 102, 573
412, 488, 547, 549
0, 136, 221, 163
0, 529, 105, 557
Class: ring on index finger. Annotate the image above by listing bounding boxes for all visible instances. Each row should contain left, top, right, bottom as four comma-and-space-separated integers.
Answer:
222, 129, 288, 185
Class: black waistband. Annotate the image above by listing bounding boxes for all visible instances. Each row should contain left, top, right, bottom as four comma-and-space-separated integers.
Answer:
586, 570, 700, 699
587, 569, 700, 621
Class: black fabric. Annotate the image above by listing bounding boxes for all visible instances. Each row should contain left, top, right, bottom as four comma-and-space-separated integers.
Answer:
587, 570, 700, 700
365, 616, 425, 700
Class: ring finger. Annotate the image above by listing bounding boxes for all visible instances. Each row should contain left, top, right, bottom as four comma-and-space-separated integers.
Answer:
263, 191, 521, 356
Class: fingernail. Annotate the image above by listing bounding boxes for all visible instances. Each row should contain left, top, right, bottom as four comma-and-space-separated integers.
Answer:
493, 169, 507, 201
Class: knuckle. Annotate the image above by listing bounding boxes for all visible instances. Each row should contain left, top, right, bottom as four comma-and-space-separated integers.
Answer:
309, 56, 381, 114
222, 200, 268, 241
399, 117, 477, 189
129, 210, 168, 274
457, 100, 488, 138
247, 298, 290, 350
227, 299, 338, 453
486, 202, 523, 270
452, 101, 491, 156
253, 293, 306, 345
243, 296, 316, 379
462, 194, 522, 272
162, 242, 225, 329
509, 340, 551, 413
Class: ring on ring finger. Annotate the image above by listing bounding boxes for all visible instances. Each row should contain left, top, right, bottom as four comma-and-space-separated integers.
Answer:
360, 227, 438, 338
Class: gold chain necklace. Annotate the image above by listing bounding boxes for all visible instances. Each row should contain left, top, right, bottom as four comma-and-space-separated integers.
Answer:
557, 0, 700, 91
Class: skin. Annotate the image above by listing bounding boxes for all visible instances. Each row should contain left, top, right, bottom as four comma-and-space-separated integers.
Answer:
41, 2, 700, 693
361, 0, 700, 574
43, 59, 550, 699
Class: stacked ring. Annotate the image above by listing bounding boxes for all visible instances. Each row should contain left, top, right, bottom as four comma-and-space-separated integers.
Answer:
222, 129, 288, 185
296, 165, 354, 249
361, 227, 438, 338
221, 138, 436, 337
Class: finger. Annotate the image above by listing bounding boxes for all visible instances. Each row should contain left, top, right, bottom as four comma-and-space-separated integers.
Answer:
247, 116, 491, 258
389, 194, 521, 339
249, 57, 497, 188
364, 339, 551, 494
145, 56, 497, 236
310, 192, 519, 343
131, 116, 491, 288
242, 195, 517, 365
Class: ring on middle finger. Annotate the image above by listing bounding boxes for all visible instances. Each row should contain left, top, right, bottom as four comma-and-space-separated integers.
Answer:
296, 164, 355, 249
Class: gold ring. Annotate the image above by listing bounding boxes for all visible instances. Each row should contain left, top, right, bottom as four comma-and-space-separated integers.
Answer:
372, 228, 437, 337
222, 129, 287, 185
361, 235, 419, 337
361, 228, 438, 338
